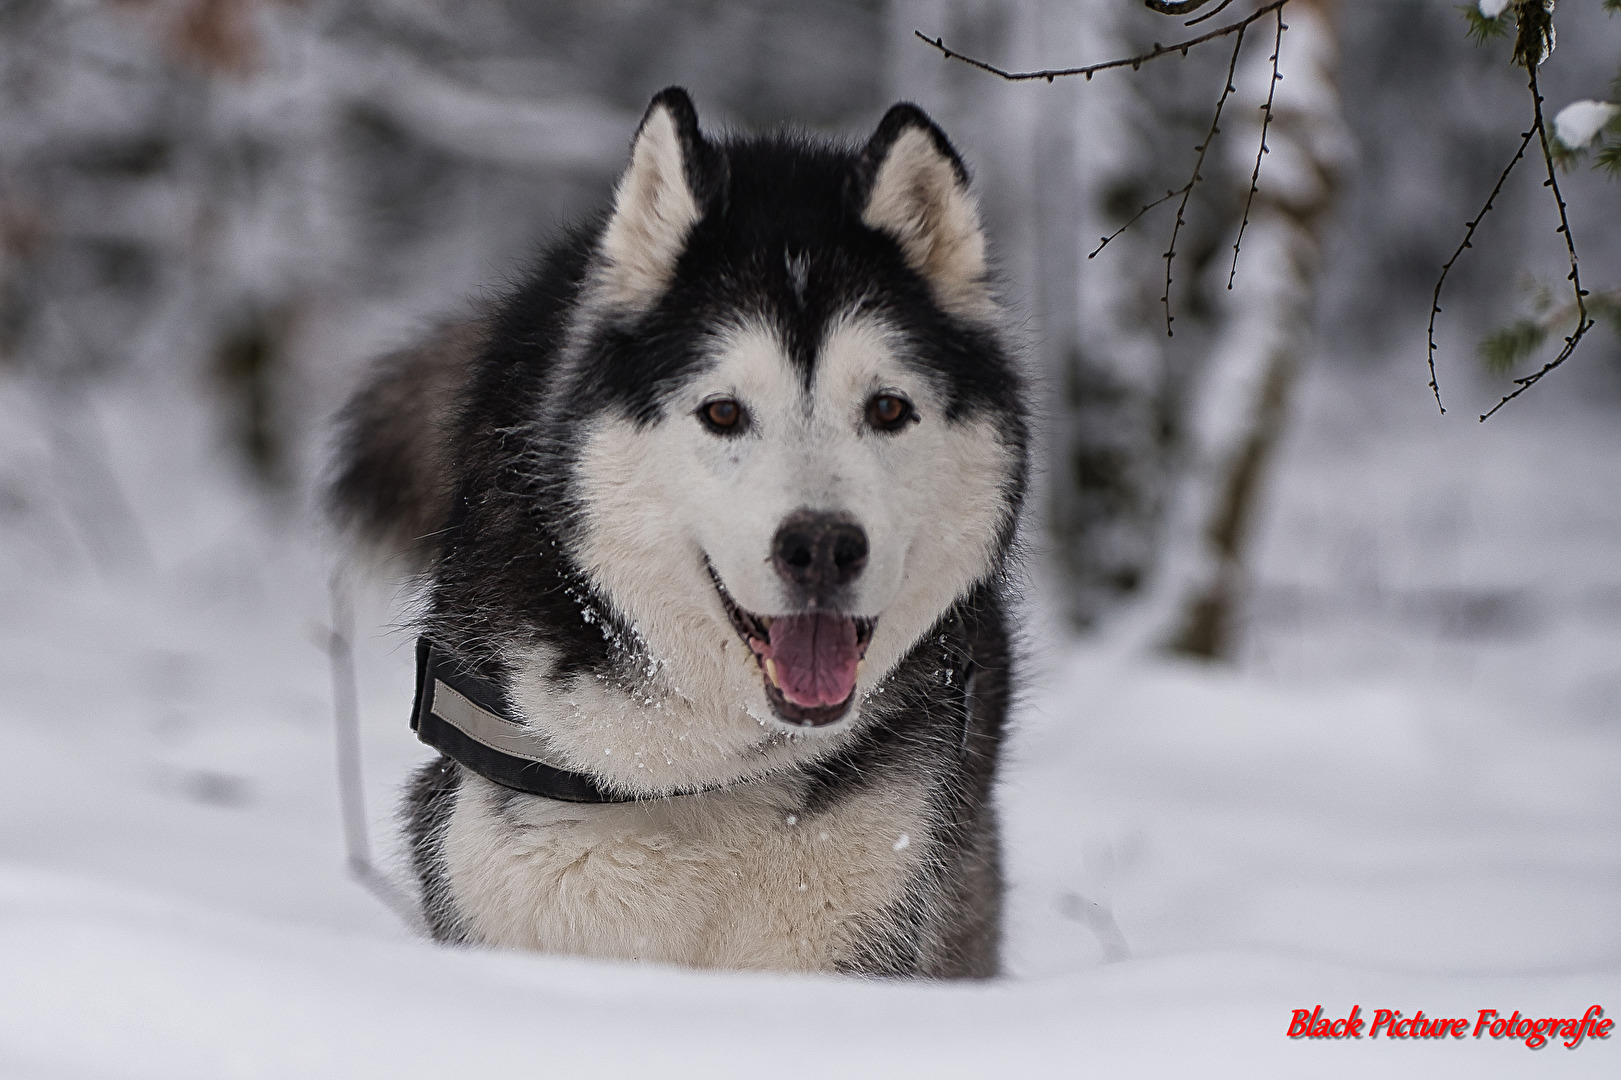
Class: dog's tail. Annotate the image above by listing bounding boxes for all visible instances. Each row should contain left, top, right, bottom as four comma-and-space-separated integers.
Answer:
326, 317, 484, 572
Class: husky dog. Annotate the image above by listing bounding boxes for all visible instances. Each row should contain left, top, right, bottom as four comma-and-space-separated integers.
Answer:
330, 88, 1027, 978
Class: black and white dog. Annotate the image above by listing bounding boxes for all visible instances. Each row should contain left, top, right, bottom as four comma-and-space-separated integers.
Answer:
331, 88, 1028, 978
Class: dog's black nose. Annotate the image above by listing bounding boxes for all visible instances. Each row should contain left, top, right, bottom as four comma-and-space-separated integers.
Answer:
772, 511, 868, 601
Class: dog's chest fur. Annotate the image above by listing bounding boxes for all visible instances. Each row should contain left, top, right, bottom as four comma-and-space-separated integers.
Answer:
439, 772, 929, 971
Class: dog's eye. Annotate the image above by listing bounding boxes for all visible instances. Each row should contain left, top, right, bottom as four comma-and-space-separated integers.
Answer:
700, 398, 746, 434
866, 393, 914, 433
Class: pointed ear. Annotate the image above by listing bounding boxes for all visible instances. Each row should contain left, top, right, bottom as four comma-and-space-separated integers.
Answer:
855, 104, 991, 318
595, 87, 725, 310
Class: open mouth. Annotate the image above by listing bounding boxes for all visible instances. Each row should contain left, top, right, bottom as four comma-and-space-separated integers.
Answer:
709, 568, 876, 727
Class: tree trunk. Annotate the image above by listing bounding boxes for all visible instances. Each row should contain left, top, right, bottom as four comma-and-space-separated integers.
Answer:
1047, 0, 1176, 630
1118, 0, 1347, 659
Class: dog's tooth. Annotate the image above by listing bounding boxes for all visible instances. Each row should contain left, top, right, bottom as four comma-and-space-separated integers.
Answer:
764, 658, 780, 688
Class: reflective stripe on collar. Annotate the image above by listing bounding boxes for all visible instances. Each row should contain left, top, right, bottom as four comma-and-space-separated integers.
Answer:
410, 638, 636, 803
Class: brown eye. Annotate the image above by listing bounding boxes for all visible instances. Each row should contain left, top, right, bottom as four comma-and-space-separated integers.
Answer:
867, 393, 913, 432
700, 398, 745, 434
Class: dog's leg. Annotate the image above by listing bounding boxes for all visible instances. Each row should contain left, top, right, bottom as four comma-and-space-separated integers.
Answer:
404, 756, 467, 942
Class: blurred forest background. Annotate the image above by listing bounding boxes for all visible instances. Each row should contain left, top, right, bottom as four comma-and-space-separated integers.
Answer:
0, 0, 1617, 652
3, 7, 1620, 1069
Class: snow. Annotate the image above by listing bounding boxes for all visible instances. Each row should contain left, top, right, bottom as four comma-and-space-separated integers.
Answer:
1554, 99, 1620, 150
11, 862, 1608, 1080
1479, 0, 1513, 19
2, 353, 1620, 1076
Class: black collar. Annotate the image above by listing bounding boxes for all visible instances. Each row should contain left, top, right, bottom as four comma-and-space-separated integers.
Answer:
411, 637, 636, 803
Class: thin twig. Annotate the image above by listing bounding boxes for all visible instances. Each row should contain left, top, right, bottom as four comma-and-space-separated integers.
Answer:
1144, 0, 1222, 14
1185, 0, 1240, 28
1161, 23, 1248, 336
1089, 187, 1183, 259
1479, 62, 1594, 421
1426, 127, 1534, 415
913, 0, 1288, 85
1229, 7, 1286, 290
919, 1, 1291, 333
326, 573, 423, 931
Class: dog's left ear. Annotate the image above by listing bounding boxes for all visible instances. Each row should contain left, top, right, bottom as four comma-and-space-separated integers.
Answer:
596, 87, 727, 310
854, 104, 990, 318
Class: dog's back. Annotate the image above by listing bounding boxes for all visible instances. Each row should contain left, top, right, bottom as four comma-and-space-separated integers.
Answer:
329, 317, 485, 569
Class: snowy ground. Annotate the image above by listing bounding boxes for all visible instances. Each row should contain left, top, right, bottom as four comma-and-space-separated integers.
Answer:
1, 353, 1617, 1077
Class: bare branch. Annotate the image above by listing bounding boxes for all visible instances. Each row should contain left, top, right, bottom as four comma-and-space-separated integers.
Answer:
1144, 0, 1242, 25
326, 574, 423, 931
1161, 23, 1249, 336
1144, 1, 1221, 14
1089, 187, 1184, 259
1185, 1, 1241, 27
919, 1, 1293, 334
923, 0, 1595, 414
1479, 62, 1595, 421
1229, 8, 1286, 290
913, 0, 1289, 85
1427, 127, 1534, 415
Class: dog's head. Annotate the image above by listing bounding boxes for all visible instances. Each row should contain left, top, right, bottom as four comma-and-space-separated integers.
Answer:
439, 89, 1026, 789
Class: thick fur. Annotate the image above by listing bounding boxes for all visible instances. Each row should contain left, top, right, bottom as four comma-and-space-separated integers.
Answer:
329, 317, 485, 566
331, 89, 1028, 978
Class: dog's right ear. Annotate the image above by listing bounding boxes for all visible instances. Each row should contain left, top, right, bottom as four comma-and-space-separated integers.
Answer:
853, 104, 991, 320
595, 87, 725, 311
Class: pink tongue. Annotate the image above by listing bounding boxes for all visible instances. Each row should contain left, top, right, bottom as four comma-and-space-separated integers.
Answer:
764, 613, 860, 708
